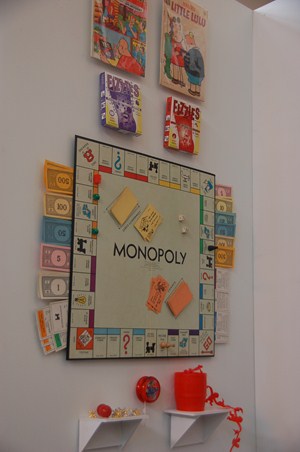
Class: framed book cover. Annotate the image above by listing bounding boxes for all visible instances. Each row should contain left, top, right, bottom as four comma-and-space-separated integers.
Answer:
164, 96, 200, 154
100, 71, 142, 135
159, 0, 208, 101
91, 0, 147, 77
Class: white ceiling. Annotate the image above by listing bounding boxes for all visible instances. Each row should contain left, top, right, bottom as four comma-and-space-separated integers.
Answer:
235, 0, 300, 31
235, 0, 274, 10
255, 0, 300, 31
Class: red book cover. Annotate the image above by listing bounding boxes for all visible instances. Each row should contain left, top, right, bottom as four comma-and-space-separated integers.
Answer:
164, 96, 201, 154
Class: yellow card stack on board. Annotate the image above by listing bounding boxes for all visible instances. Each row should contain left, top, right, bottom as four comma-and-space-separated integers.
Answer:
110, 187, 138, 226
134, 204, 162, 242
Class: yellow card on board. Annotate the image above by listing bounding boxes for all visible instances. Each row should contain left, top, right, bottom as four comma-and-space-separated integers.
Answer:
110, 187, 138, 226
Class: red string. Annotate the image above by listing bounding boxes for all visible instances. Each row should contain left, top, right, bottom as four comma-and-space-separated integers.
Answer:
206, 385, 244, 451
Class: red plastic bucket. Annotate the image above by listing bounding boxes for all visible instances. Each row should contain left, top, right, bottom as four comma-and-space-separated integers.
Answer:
174, 371, 207, 411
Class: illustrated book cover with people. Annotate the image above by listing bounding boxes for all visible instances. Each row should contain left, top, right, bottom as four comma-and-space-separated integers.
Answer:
163, 96, 200, 154
100, 71, 142, 135
91, 0, 147, 77
159, 0, 208, 101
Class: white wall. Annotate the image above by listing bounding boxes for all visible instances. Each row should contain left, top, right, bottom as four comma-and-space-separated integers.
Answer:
0, 1, 255, 451
253, 1, 300, 451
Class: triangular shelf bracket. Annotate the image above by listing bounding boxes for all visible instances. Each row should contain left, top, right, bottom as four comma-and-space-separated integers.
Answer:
79, 415, 148, 451
165, 409, 229, 448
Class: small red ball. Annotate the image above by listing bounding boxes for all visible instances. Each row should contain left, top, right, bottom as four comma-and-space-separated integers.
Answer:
94, 173, 102, 185
97, 404, 112, 418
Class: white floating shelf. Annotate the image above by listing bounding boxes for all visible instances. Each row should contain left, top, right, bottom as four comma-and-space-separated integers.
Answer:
165, 408, 229, 448
79, 415, 148, 451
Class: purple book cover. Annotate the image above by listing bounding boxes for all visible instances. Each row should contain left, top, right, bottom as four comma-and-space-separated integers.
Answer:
100, 71, 142, 135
